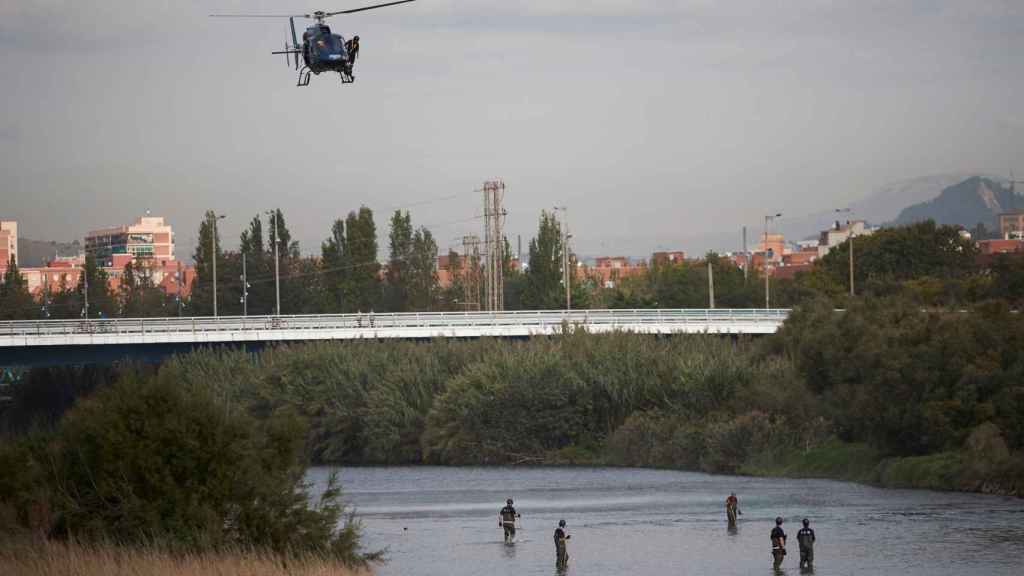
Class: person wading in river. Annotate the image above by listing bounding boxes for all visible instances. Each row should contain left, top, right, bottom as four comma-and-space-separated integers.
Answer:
726, 492, 741, 526
554, 519, 571, 568
797, 518, 816, 569
499, 498, 520, 543
771, 516, 787, 570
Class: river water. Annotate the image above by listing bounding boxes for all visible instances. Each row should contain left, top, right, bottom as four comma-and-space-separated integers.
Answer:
308, 466, 1023, 576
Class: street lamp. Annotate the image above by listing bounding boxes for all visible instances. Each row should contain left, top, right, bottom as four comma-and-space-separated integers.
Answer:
265, 209, 281, 316
764, 212, 782, 309
836, 208, 855, 296
210, 213, 226, 317
554, 206, 571, 310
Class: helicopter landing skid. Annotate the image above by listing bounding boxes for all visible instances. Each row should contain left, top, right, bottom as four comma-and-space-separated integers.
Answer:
297, 67, 311, 87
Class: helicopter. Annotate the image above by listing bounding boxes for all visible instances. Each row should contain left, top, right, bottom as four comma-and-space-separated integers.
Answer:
210, 0, 416, 87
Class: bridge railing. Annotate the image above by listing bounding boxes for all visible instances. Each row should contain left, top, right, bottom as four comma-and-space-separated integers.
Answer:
0, 309, 790, 339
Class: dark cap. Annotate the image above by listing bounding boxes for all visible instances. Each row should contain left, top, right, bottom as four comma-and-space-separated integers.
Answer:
802, 518, 810, 526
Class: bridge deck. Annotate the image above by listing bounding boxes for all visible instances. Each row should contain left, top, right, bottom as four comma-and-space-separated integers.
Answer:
0, 309, 789, 348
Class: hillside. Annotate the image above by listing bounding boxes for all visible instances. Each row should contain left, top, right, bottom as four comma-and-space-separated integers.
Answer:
892, 176, 1021, 230
16, 238, 81, 267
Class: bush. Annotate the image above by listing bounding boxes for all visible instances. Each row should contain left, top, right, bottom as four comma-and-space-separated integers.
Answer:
1, 369, 371, 565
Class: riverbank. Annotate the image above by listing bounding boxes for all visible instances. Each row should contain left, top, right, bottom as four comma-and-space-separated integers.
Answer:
541, 440, 1023, 497
744, 441, 1024, 497
0, 539, 370, 576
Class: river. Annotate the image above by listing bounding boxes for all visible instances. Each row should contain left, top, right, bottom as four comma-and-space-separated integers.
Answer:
308, 466, 1023, 576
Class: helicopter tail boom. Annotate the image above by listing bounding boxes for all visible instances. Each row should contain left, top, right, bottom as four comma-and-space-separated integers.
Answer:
289, 17, 300, 70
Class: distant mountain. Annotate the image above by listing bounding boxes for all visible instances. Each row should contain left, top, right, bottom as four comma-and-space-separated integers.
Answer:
17, 238, 82, 268
891, 176, 1021, 229
850, 173, 985, 226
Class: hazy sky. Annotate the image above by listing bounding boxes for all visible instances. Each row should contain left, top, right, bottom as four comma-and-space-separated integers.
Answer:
2, 1, 1022, 260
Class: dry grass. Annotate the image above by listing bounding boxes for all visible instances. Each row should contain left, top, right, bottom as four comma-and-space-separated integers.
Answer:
0, 539, 373, 576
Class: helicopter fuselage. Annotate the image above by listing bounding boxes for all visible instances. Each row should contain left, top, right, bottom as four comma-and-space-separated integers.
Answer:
302, 24, 350, 74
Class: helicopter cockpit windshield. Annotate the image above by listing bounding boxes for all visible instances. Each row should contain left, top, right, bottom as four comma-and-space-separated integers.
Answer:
313, 35, 345, 58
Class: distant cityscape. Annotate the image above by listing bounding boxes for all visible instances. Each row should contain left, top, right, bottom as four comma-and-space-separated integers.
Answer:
2, 191, 1023, 309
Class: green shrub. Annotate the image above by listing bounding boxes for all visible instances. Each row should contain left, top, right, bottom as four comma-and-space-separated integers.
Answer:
4, 369, 371, 564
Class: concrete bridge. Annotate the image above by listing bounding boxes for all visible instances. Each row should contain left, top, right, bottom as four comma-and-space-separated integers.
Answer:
0, 309, 789, 366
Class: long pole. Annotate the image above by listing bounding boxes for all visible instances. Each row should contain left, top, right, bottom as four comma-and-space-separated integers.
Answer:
835, 208, 854, 297
272, 210, 281, 316
241, 252, 248, 317
212, 214, 219, 317
555, 206, 571, 310
564, 217, 571, 311
849, 231, 855, 297
742, 226, 748, 283
763, 213, 781, 309
764, 216, 770, 309
176, 261, 183, 317
83, 258, 90, 319
708, 258, 715, 309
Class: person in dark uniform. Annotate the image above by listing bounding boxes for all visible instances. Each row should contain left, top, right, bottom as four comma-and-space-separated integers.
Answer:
498, 498, 520, 543
797, 518, 816, 569
725, 492, 740, 526
345, 35, 360, 77
771, 516, 787, 570
554, 519, 571, 568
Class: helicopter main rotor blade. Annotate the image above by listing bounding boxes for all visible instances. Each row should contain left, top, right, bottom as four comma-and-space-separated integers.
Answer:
324, 0, 416, 18
208, 14, 305, 19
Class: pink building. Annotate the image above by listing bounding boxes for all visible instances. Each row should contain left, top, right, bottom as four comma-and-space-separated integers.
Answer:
85, 216, 175, 267
0, 221, 17, 269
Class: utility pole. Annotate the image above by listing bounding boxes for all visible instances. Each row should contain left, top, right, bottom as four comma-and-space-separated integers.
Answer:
176, 261, 183, 317
764, 213, 781, 309
210, 213, 226, 317
708, 258, 715, 309
240, 251, 249, 316
461, 235, 481, 311
554, 205, 571, 310
483, 181, 506, 311
835, 208, 854, 296
82, 258, 90, 319
267, 210, 281, 316
742, 226, 749, 283
41, 274, 50, 318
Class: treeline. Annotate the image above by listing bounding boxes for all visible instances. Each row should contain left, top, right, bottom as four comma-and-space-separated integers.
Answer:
2, 212, 1022, 320
597, 221, 1024, 310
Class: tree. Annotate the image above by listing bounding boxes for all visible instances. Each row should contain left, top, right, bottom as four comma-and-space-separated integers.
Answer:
346, 207, 380, 312
119, 259, 168, 318
522, 211, 566, 309
816, 220, 978, 294
0, 257, 35, 320
238, 215, 273, 316
988, 253, 1024, 306
267, 208, 299, 259
188, 211, 223, 316
77, 253, 116, 319
321, 218, 349, 312
384, 210, 414, 311
407, 227, 439, 311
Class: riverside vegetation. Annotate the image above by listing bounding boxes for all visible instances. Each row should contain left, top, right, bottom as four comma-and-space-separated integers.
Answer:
6, 297, 1021, 504
0, 368, 378, 573
2, 298, 1022, 573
